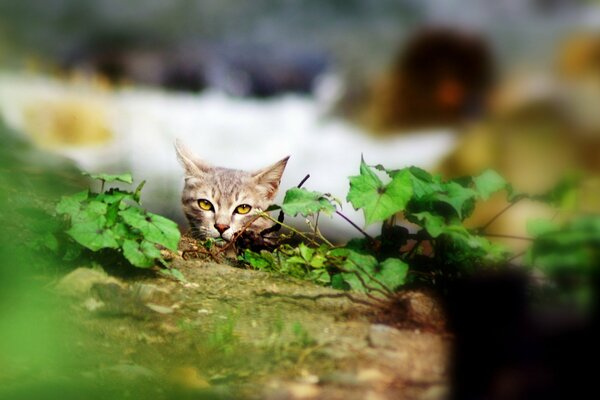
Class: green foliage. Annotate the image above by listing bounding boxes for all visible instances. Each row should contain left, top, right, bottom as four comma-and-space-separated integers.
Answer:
347, 158, 412, 225
526, 215, 600, 311
526, 216, 600, 273
55, 175, 181, 270
281, 188, 336, 217
82, 172, 134, 184
240, 157, 516, 295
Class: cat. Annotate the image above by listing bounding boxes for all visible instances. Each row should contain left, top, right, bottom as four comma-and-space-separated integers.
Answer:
175, 139, 289, 242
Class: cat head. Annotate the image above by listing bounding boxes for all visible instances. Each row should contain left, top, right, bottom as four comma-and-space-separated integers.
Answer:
175, 140, 289, 241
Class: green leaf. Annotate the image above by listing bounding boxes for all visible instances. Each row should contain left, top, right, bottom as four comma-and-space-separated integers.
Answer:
265, 204, 281, 212
309, 253, 326, 268
105, 202, 120, 227
331, 249, 379, 293
527, 219, 560, 237
96, 188, 133, 204
240, 249, 275, 270
119, 208, 180, 251
347, 159, 413, 225
411, 212, 446, 237
331, 274, 350, 290
298, 242, 315, 261
83, 172, 133, 184
133, 180, 146, 203
286, 256, 307, 264
71, 200, 108, 222
66, 217, 119, 251
160, 268, 187, 282
122, 239, 155, 268
474, 169, 507, 200
282, 188, 336, 217
309, 269, 331, 284
435, 182, 477, 219
407, 168, 442, 199
56, 190, 88, 216
377, 258, 409, 291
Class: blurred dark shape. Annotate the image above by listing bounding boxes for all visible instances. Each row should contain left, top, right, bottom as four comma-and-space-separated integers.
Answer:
62, 32, 207, 92
204, 43, 329, 98
365, 26, 495, 132
62, 32, 329, 97
437, 31, 600, 247
446, 269, 600, 400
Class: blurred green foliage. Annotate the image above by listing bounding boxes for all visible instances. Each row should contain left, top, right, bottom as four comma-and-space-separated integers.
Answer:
241, 158, 511, 294
55, 174, 180, 269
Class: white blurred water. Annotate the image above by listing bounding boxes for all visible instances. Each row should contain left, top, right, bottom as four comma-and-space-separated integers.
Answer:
0, 73, 456, 239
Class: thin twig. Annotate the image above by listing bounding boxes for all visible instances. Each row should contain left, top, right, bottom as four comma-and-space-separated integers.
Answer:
306, 213, 334, 247
403, 239, 423, 261
259, 174, 311, 236
335, 210, 374, 241
259, 212, 322, 246
297, 174, 310, 188
216, 214, 262, 254
481, 198, 522, 232
483, 233, 534, 241
507, 250, 527, 263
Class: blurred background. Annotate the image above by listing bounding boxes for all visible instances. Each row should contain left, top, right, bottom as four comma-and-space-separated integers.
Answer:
1, 0, 599, 240
1, 1, 600, 399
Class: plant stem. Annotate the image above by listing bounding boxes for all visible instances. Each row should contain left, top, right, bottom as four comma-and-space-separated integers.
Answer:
260, 212, 321, 247
482, 233, 534, 241
297, 174, 310, 188
481, 198, 522, 232
335, 210, 374, 241
306, 213, 334, 247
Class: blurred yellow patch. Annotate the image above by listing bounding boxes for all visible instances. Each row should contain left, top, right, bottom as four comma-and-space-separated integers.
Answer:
23, 96, 112, 147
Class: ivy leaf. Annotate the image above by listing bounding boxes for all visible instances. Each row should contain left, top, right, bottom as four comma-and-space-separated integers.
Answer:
309, 269, 331, 284
96, 189, 133, 204
122, 239, 155, 268
133, 180, 146, 203
240, 249, 275, 270
298, 242, 315, 261
66, 217, 119, 251
407, 167, 442, 199
331, 274, 351, 290
282, 188, 336, 217
411, 212, 446, 238
377, 258, 409, 291
527, 219, 560, 237
119, 208, 180, 251
474, 169, 507, 200
56, 190, 88, 216
331, 249, 379, 293
83, 172, 133, 184
347, 158, 413, 225
435, 182, 478, 219
160, 268, 187, 282
70, 200, 108, 224
265, 204, 281, 212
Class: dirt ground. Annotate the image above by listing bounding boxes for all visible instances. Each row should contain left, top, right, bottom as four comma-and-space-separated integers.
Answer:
42, 239, 452, 400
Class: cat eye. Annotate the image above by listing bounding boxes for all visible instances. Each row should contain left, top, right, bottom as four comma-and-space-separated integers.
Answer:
234, 204, 252, 215
197, 199, 214, 211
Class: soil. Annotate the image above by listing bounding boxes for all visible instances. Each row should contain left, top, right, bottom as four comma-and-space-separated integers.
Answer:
29, 237, 452, 400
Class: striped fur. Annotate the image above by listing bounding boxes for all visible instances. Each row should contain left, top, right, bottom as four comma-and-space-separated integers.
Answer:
175, 140, 289, 241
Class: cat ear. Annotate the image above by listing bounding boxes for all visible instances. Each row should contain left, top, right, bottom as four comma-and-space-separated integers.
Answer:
174, 139, 211, 177
252, 156, 290, 200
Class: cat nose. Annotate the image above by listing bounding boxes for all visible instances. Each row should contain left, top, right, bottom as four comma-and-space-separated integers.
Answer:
214, 223, 230, 234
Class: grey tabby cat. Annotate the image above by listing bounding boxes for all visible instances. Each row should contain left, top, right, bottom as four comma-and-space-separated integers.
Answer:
175, 140, 289, 242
